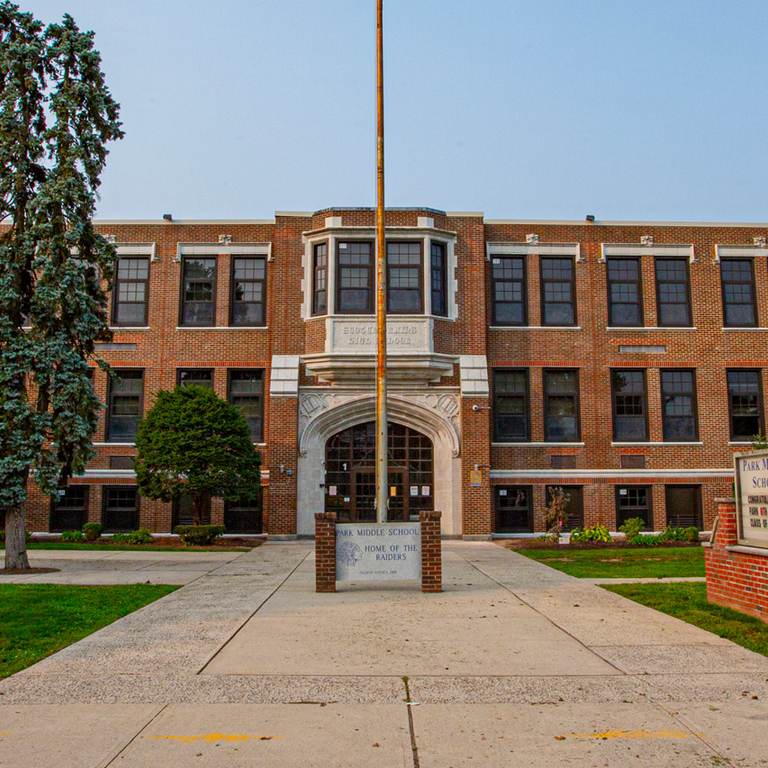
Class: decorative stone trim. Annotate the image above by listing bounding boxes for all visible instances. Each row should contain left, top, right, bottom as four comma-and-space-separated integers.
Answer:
269, 355, 300, 397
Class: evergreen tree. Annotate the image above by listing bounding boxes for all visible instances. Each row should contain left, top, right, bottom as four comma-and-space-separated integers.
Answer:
0, 3, 123, 569
135, 385, 262, 526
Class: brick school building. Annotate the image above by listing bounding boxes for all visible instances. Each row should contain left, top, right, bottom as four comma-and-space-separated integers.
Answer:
26, 207, 767, 538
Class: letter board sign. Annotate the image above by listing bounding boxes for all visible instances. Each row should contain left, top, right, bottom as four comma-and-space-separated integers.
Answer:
734, 449, 768, 548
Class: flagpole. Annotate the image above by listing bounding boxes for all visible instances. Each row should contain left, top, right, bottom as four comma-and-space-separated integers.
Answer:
375, 0, 388, 524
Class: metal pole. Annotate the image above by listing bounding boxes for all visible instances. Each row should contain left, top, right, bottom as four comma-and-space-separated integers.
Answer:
375, 0, 387, 523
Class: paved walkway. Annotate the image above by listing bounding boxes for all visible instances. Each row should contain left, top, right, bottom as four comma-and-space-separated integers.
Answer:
2, 541, 768, 767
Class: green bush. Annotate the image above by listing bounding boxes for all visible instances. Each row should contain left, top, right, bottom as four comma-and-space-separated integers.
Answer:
619, 517, 646, 538
82, 523, 102, 542
126, 528, 153, 545
570, 524, 612, 543
174, 524, 226, 546
684, 526, 700, 543
110, 532, 127, 543
629, 533, 665, 547
61, 530, 84, 542
665, 526, 687, 541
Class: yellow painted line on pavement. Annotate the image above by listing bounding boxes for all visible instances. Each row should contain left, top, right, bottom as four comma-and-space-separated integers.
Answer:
558, 729, 697, 740
153, 733, 282, 744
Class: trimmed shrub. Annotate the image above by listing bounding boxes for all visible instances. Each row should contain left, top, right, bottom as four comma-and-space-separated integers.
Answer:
619, 517, 645, 539
126, 528, 153, 545
82, 523, 102, 542
684, 526, 700, 543
570, 524, 612, 543
174, 524, 226, 546
61, 530, 84, 542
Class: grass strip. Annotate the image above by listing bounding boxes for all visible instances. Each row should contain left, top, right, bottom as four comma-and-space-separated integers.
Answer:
15, 543, 253, 552
517, 546, 705, 579
603, 582, 768, 658
0, 583, 178, 679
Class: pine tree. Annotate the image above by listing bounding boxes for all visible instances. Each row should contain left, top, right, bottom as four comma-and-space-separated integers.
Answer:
0, 3, 123, 569
135, 385, 262, 526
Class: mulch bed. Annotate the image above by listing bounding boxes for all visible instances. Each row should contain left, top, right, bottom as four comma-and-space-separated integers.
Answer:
496, 538, 705, 551
0, 567, 60, 575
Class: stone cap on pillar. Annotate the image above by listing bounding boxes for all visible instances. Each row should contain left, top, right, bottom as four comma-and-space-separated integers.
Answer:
420, 510, 442, 522
315, 511, 337, 522
715, 498, 736, 505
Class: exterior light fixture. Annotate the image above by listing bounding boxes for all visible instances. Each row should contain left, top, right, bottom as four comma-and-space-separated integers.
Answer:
585, 215, 595, 222
163, 213, 173, 221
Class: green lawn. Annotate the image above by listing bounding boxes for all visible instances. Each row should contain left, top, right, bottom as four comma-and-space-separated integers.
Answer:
0, 584, 178, 679
517, 546, 705, 579
603, 582, 768, 658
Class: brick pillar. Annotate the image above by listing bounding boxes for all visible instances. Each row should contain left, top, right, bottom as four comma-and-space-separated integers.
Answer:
713, 499, 738, 547
420, 510, 442, 593
314, 511, 336, 593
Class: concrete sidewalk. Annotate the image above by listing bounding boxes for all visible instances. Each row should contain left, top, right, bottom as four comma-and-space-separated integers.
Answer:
2, 541, 768, 767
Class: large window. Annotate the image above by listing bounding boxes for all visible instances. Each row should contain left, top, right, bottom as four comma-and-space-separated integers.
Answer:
727, 369, 763, 440
541, 257, 576, 325
181, 257, 216, 326
721, 259, 757, 327
616, 486, 652, 529
228, 370, 264, 441
387, 242, 422, 313
493, 369, 529, 442
173, 493, 211, 528
225, 493, 263, 534
544, 369, 580, 442
495, 486, 532, 533
607, 257, 643, 326
107, 370, 144, 442
661, 369, 698, 441
430, 241, 447, 317
655, 258, 691, 327
491, 256, 526, 326
177, 369, 213, 389
611, 369, 648, 441
666, 485, 702, 529
102, 487, 140, 532
50, 486, 89, 532
337, 241, 373, 314
112, 256, 149, 326
312, 242, 327, 316
546, 485, 584, 532
231, 257, 266, 326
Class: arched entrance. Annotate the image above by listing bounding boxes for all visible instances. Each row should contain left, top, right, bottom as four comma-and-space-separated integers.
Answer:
325, 422, 434, 523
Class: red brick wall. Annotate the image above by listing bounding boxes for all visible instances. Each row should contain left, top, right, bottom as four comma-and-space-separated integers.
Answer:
420, 510, 443, 592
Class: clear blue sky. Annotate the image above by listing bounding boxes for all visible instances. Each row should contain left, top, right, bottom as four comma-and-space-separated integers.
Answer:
20, 0, 768, 222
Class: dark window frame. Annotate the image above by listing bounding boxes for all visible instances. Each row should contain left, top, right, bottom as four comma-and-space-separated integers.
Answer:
490, 255, 527, 327
654, 257, 692, 327
336, 240, 374, 315
492, 368, 530, 442
224, 491, 263, 534
229, 255, 266, 327
540, 256, 577, 326
495, 485, 533, 533
50, 486, 89, 533
543, 368, 581, 442
607, 256, 644, 327
665, 484, 703, 529
227, 369, 265, 442
721, 258, 758, 328
611, 369, 649, 442
180, 256, 217, 327
615, 485, 653, 530
112, 255, 150, 327
545, 485, 584, 532
312, 241, 328, 316
106, 369, 144, 443
727, 369, 764, 441
386, 240, 424, 314
101, 486, 140, 533
430, 240, 448, 317
177, 369, 214, 389
660, 368, 699, 442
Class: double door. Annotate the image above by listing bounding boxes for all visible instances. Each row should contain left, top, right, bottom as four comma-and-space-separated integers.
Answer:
351, 468, 412, 523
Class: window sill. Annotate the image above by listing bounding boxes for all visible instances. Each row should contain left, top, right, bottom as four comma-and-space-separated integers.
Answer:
491, 441, 585, 447
94, 442, 135, 447
109, 326, 151, 331
175, 326, 269, 331
728, 441, 756, 446
721, 327, 768, 331
611, 441, 704, 446
489, 326, 582, 331
606, 326, 697, 331
312, 313, 455, 322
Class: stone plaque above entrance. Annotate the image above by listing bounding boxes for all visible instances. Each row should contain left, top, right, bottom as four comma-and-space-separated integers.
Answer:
329, 316, 431, 354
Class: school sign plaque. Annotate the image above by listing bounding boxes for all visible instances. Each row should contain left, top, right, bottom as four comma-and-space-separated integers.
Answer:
336, 523, 422, 581
734, 450, 768, 548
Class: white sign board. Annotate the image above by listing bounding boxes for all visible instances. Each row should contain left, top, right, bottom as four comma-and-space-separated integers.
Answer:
734, 450, 768, 549
336, 523, 421, 581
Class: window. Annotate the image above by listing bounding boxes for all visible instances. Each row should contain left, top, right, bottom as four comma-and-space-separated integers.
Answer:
546, 485, 583, 532
312, 242, 328, 315
177, 369, 213, 389
231, 257, 266, 326
228, 370, 264, 441
661, 369, 698, 441
544, 369, 580, 442
616, 486, 652, 529
107, 370, 144, 442
336, 241, 373, 314
541, 257, 576, 325
607, 257, 643, 326
493, 369, 529, 442
225, 493, 263, 534
611, 370, 648, 441
666, 485, 702, 529
430, 241, 447, 317
112, 257, 149, 326
721, 259, 757, 327
172, 493, 210, 528
387, 242, 422, 313
102, 487, 140, 532
181, 257, 216, 326
50, 486, 88, 532
495, 486, 532, 533
491, 257, 526, 326
655, 258, 691, 327
727, 370, 764, 440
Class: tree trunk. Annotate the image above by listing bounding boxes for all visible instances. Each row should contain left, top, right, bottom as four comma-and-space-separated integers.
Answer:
191, 492, 209, 527
5, 504, 30, 570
